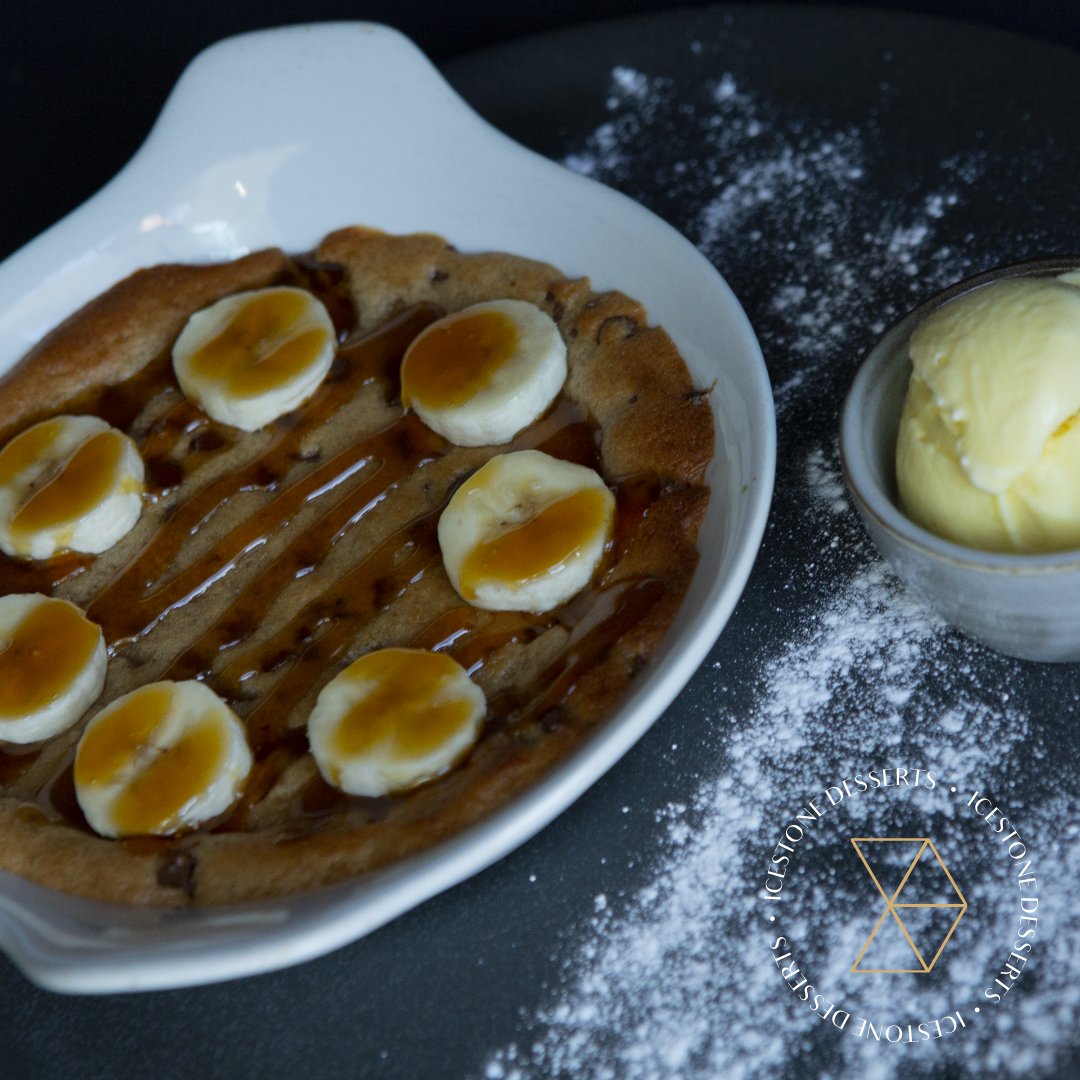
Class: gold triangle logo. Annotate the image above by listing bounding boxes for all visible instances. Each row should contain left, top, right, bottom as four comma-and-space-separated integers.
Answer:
850, 838, 967, 974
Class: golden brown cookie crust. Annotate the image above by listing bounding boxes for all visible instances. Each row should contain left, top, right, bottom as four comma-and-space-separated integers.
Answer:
0, 228, 713, 905
0, 250, 290, 447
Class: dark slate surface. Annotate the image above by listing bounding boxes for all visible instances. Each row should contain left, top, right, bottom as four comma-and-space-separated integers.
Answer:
2, 6, 1079, 1079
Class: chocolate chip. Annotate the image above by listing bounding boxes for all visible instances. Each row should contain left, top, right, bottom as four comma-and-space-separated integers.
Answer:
597, 315, 640, 345
189, 429, 226, 454
262, 648, 294, 672
157, 849, 196, 897
544, 291, 566, 323
538, 707, 566, 733
144, 456, 184, 496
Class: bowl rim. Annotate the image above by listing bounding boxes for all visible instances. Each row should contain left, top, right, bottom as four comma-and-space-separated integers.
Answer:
840, 253, 1080, 573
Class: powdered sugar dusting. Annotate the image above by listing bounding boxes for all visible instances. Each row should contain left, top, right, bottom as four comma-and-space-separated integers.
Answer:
483, 446, 1077, 1079
560, 64, 985, 418
480, 56, 1077, 1080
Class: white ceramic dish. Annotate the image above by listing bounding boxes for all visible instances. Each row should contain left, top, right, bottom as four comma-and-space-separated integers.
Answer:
841, 257, 1080, 662
0, 23, 775, 992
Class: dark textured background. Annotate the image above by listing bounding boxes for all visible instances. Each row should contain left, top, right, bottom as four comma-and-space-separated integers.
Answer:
2, 5, 1079, 1079
1, 1, 1077, 264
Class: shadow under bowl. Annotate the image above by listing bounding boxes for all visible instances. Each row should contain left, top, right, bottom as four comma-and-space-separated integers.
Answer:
840, 256, 1080, 663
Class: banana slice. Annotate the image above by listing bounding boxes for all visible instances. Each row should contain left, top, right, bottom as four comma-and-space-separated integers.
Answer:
74, 680, 252, 838
308, 648, 486, 798
0, 415, 144, 559
172, 286, 336, 431
438, 449, 615, 613
401, 299, 567, 446
0, 594, 107, 745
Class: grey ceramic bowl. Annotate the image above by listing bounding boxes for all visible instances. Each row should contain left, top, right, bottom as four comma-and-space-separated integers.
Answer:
840, 257, 1080, 663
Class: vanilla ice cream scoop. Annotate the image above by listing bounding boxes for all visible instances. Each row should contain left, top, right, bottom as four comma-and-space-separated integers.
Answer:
896, 272, 1080, 552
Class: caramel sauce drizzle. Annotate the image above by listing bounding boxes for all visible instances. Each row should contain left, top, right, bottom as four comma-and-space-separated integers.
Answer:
401, 307, 519, 408
85, 306, 442, 645
12, 429, 126, 537
0, 262, 671, 840
458, 486, 612, 602
0, 746, 40, 787
330, 650, 475, 762
0, 600, 100, 718
218, 507, 442, 755
185, 290, 328, 397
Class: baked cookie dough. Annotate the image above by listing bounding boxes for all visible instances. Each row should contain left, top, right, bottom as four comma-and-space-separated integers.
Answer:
0, 228, 713, 905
